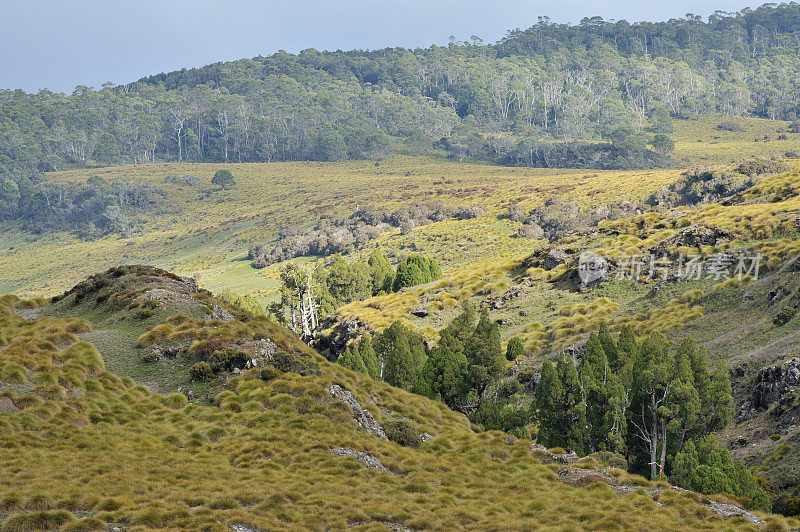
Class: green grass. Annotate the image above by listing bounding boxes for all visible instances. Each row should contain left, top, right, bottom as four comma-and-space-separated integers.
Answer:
0, 272, 792, 531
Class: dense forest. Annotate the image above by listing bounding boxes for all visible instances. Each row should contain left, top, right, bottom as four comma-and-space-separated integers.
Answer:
3, 3, 800, 226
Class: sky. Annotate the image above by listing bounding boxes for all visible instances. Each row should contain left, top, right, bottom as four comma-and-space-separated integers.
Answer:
0, 0, 758, 93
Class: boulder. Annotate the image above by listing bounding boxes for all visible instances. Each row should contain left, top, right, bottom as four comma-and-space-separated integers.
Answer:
208, 305, 235, 321
517, 223, 545, 239
327, 385, 387, 440
543, 248, 572, 270
327, 448, 391, 473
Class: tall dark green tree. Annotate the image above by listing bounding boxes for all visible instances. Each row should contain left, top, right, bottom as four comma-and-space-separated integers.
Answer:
375, 321, 427, 390
367, 249, 394, 295
358, 334, 380, 379
532, 359, 563, 448
579, 332, 613, 451
465, 310, 503, 395
556, 353, 588, 455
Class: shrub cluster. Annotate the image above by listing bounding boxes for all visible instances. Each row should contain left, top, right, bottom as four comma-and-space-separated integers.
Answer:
249, 203, 482, 267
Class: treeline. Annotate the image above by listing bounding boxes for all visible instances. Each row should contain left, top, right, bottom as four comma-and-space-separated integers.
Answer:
0, 174, 169, 237
2, 3, 800, 189
337, 309, 770, 512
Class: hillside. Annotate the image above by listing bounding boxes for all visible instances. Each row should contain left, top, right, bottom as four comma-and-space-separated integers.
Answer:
0, 266, 794, 530
1, 115, 795, 301
4, 3, 800, 526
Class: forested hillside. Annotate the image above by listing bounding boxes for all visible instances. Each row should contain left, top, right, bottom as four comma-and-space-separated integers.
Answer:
2, 3, 800, 183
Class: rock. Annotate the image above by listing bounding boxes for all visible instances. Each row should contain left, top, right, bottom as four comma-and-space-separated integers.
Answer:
752, 357, 800, 410
327, 385, 387, 440
521, 247, 572, 271
0, 396, 18, 411
15, 308, 40, 321
208, 305, 235, 321
152, 345, 181, 359
543, 248, 571, 270
243, 339, 277, 368
411, 307, 429, 318
229, 524, 260, 532
420, 432, 434, 443
517, 223, 545, 239
650, 224, 730, 255
530, 444, 579, 463
707, 501, 764, 524
178, 386, 195, 402
483, 285, 526, 310
327, 448, 391, 473
314, 317, 368, 360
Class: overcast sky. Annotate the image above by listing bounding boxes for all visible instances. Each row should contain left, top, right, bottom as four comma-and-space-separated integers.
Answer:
0, 0, 758, 93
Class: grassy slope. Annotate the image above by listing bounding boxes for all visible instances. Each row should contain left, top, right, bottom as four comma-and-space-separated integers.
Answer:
3, 272, 791, 531
3, 116, 796, 304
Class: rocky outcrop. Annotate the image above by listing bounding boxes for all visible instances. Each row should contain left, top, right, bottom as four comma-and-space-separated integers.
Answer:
530, 444, 579, 463
238, 338, 277, 369
542, 248, 572, 270
707, 500, 765, 524
482, 285, 527, 310
752, 358, 800, 410
208, 304, 235, 321
327, 448, 391, 473
555, 466, 764, 524
314, 317, 369, 360
648, 224, 731, 256
517, 223, 545, 239
327, 385, 387, 440
522, 247, 573, 271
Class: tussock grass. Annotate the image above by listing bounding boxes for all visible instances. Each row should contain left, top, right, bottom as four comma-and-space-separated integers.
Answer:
1, 294, 793, 531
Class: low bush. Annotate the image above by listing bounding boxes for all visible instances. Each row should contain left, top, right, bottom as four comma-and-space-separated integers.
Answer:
189, 362, 213, 381
774, 306, 797, 326
383, 419, 422, 448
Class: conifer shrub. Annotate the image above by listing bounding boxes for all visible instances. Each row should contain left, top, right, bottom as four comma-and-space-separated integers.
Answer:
383, 419, 422, 448
189, 361, 213, 381
505, 337, 524, 361
774, 306, 797, 326
208, 348, 249, 372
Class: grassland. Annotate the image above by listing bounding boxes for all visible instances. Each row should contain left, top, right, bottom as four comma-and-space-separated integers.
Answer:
0, 116, 791, 301
0, 272, 793, 531
2, 117, 800, 527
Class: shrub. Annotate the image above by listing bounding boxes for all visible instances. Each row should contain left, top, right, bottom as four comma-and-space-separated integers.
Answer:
189, 362, 213, 381
517, 223, 545, 239
212, 169, 236, 189
505, 337, 524, 361
737, 158, 790, 177
715, 121, 746, 132
208, 348, 249, 372
774, 306, 797, 326
383, 419, 422, 448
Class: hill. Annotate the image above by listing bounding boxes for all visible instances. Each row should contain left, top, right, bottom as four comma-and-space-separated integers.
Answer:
0, 266, 792, 530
